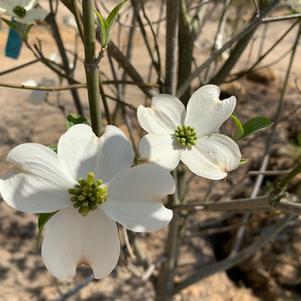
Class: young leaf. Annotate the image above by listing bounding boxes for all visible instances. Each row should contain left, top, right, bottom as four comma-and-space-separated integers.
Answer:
95, 10, 108, 48
240, 159, 248, 165
231, 114, 244, 141
106, 0, 127, 32
95, 0, 127, 48
66, 113, 89, 129
243, 116, 271, 138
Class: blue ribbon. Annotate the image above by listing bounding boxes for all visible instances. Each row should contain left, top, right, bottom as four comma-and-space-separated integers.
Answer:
5, 24, 23, 59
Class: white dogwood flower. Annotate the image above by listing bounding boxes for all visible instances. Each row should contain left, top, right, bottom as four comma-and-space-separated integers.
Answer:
0, 0, 47, 23
0, 124, 175, 280
137, 84, 241, 180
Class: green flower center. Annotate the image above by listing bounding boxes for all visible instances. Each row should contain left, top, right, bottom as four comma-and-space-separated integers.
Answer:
175, 125, 197, 147
13, 5, 27, 17
68, 172, 107, 216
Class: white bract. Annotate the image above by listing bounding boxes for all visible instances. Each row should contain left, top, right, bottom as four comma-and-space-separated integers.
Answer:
0, 0, 47, 24
137, 84, 241, 180
0, 124, 175, 280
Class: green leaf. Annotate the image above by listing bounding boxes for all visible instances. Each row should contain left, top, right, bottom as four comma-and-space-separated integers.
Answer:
38, 212, 57, 231
95, 0, 127, 48
95, 10, 108, 48
48, 144, 57, 153
242, 116, 271, 138
240, 159, 248, 165
37, 211, 58, 246
106, 0, 127, 32
231, 114, 244, 141
231, 115, 271, 140
66, 113, 89, 129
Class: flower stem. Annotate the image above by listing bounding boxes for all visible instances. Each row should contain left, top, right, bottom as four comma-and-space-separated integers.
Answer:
82, 0, 102, 136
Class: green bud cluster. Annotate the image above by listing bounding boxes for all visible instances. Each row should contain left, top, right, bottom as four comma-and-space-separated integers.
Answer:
68, 172, 107, 216
175, 125, 197, 147
13, 5, 27, 17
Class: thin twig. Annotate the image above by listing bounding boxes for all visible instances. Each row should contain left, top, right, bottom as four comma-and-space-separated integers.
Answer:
177, 0, 279, 97
46, 8, 84, 115
174, 215, 295, 294
54, 274, 95, 301
0, 82, 87, 91
252, 0, 260, 17
263, 13, 301, 23
248, 170, 290, 176
0, 59, 39, 76
230, 21, 301, 255
123, 227, 136, 259
227, 20, 298, 82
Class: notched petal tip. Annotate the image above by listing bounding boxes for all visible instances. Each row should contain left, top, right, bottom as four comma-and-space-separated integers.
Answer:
42, 208, 120, 281
185, 84, 237, 137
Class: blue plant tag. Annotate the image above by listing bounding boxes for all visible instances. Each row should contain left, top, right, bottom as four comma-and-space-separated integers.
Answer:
5, 26, 23, 59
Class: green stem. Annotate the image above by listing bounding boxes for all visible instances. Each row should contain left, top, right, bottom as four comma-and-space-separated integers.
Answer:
82, 0, 102, 136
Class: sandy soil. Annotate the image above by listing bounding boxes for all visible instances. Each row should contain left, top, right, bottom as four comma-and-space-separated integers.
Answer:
0, 1, 301, 300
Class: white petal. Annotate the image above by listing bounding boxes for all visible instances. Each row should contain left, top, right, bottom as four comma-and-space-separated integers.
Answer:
185, 84, 236, 137
0, 143, 75, 213
180, 133, 241, 180
103, 164, 175, 232
96, 125, 134, 183
58, 124, 99, 179
24, 0, 38, 10
180, 148, 226, 180
0, 175, 70, 213
137, 94, 185, 134
196, 133, 241, 172
0, 0, 17, 12
139, 134, 181, 171
0, 0, 14, 13
58, 125, 133, 182
7, 143, 74, 182
18, 7, 47, 23
42, 208, 120, 280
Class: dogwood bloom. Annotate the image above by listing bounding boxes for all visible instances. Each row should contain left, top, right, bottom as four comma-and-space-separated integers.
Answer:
0, 0, 47, 24
137, 84, 241, 180
0, 124, 175, 280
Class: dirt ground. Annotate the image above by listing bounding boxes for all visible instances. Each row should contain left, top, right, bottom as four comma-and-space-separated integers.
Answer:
0, 1, 301, 301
